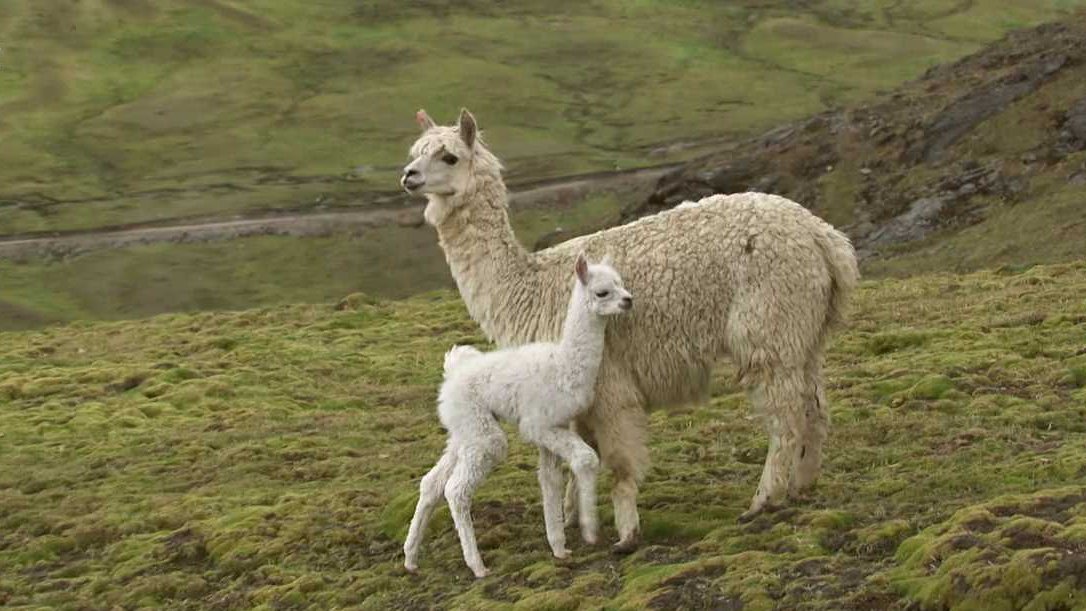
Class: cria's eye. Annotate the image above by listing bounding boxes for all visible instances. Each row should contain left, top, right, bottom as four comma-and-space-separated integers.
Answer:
441, 153, 459, 165
595, 290, 610, 298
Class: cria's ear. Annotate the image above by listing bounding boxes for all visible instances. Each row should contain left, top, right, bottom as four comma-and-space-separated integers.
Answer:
416, 109, 436, 131
574, 254, 589, 286
458, 108, 477, 149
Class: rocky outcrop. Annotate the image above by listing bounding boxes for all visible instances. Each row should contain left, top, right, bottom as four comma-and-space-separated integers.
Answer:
632, 15, 1086, 262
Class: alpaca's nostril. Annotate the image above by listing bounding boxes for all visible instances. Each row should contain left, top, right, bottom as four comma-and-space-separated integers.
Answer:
402, 170, 425, 191
621, 296, 633, 310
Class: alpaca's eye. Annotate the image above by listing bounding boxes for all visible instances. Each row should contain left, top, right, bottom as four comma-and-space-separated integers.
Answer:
441, 153, 459, 165
595, 290, 610, 298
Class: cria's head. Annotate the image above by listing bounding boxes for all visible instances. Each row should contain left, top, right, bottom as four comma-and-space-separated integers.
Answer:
402, 109, 502, 222
574, 253, 632, 317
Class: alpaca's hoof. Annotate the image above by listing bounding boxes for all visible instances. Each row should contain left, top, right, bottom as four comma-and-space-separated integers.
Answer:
471, 566, 490, 579
404, 561, 419, 574
739, 501, 781, 523
581, 531, 598, 545
737, 508, 760, 523
787, 490, 814, 504
611, 534, 640, 555
552, 548, 572, 560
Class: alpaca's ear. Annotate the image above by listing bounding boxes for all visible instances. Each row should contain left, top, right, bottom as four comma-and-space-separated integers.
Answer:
574, 254, 589, 286
416, 109, 436, 131
458, 108, 477, 149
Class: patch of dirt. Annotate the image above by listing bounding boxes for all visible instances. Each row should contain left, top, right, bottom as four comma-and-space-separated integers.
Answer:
989, 491, 1086, 522
189, 0, 277, 30
0, 165, 673, 261
0, 300, 57, 329
156, 527, 209, 569
648, 563, 739, 610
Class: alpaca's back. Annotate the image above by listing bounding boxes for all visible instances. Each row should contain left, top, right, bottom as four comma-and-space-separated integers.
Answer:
524, 192, 857, 408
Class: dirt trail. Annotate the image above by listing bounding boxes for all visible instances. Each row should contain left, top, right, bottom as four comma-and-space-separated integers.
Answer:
0, 164, 678, 261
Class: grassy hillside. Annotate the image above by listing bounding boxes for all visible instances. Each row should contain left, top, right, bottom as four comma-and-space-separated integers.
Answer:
640, 11, 1086, 281
3, 0, 1085, 234
2, 262, 1085, 609
0, 192, 626, 330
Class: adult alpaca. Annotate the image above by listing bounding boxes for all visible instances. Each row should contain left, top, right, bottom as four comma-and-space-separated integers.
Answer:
402, 108, 859, 551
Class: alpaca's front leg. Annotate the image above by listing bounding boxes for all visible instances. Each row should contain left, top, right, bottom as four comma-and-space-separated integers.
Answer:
582, 391, 648, 553
538, 448, 570, 559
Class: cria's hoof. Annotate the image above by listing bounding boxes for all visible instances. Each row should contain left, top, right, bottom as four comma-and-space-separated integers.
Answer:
552, 548, 572, 560
471, 566, 490, 579
611, 535, 640, 555
404, 562, 419, 574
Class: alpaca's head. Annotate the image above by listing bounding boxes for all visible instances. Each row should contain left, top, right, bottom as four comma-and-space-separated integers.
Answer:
574, 254, 633, 317
402, 108, 503, 225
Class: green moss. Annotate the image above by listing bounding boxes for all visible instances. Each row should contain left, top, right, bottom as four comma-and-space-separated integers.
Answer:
906, 375, 956, 401
3, 263, 1086, 607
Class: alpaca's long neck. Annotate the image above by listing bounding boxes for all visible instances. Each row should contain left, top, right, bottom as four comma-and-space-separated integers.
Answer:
433, 171, 542, 346
555, 284, 606, 393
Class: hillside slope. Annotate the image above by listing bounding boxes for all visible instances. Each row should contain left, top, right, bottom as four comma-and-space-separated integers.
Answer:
636, 13, 1086, 275
3, 1, 1085, 234
2, 263, 1085, 609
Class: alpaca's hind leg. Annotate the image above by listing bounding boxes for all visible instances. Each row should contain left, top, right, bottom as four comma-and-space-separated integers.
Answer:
538, 447, 570, 559
563, 421, 598, 528
445, 445, 500, 578
582, 390, 648, 553
739, 368, 806, 522
404, 448, 457, 572
790, 356, 829, 497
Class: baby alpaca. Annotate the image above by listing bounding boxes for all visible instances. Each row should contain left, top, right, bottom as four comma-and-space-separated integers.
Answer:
403, 255, 633, 578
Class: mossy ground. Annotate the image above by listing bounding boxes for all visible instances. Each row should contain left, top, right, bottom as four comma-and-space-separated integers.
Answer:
2, 262, 1085, 609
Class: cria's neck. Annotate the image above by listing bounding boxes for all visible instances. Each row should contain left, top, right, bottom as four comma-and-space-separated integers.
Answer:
555, 283, 606, 391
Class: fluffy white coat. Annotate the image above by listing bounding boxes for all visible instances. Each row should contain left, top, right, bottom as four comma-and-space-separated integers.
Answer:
403, 257, 632, 578
402, 109, 860, 550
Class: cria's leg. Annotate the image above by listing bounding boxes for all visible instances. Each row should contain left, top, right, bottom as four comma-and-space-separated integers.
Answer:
739, 368, 806, 522
445, 443, 502, 579
404, 448, 457, 573
538, 447, 570, 559
525, 427, 600, 547
790, 356, 829, 498
563, 421, 598, 528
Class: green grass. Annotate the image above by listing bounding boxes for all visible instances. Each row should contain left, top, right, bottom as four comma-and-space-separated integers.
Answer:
2, 0, 1085, 233
2, 261, 1085, 608
0, 193, 629, 331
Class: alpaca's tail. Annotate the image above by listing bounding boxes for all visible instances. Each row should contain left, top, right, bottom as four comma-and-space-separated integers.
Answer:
814, 225, 860, 335
443, 345, 483, 374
